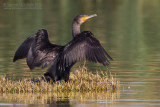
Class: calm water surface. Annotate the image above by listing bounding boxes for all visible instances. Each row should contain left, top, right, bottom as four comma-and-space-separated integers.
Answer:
0, 0, 160, 107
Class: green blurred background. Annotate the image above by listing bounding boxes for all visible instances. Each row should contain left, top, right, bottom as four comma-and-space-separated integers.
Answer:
0, 0, 160, 106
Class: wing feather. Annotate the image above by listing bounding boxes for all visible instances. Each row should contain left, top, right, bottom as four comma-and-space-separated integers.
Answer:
58, 31, 112, 70
13, 35, 36, 62
26, 29, 63, 70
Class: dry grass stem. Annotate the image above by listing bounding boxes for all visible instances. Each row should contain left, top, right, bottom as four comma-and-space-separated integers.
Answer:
0, 66, 120, 93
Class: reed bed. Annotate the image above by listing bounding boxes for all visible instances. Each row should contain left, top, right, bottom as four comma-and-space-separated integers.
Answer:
0, 65, 120, 93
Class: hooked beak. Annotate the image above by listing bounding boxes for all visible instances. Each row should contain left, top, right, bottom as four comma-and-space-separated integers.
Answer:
81, 14, 97, 23
86, 14, 97, 20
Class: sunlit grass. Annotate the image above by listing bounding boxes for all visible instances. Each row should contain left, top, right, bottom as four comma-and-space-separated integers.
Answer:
0, 65, 120, 93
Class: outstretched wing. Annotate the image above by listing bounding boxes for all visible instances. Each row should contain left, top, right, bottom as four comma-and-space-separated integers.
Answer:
57, 31, 113, 70
13, 35, 36, 62
27, 29, 63, 70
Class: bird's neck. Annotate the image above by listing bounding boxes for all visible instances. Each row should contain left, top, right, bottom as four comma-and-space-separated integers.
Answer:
72, 22, 81, 37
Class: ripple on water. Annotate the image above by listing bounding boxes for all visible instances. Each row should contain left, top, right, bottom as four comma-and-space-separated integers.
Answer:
0, 103, 27, 106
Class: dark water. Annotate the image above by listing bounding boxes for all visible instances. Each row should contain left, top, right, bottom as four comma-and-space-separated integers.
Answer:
0, 0, 160, 106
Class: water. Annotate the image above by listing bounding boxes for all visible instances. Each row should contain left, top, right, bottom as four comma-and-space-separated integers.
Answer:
0, 0, 160, 106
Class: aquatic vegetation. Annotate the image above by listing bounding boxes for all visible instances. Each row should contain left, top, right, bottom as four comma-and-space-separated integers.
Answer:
0, 92, 120, 106
0, 65, 120, 93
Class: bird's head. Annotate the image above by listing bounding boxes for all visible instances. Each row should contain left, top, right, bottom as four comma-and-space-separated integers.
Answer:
74, 14, 97, 25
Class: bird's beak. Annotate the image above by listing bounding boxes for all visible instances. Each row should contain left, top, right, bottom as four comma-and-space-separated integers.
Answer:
82, 14, 97, 22
86, 14, 97, 20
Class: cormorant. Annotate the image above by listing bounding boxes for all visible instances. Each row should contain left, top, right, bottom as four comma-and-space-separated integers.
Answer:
13, 14, 113, 82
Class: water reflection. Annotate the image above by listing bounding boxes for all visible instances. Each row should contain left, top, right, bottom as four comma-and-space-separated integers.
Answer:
0, 92, 120, 107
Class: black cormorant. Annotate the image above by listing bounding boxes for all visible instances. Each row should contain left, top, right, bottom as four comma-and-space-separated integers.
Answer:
13, 14, 113, 82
